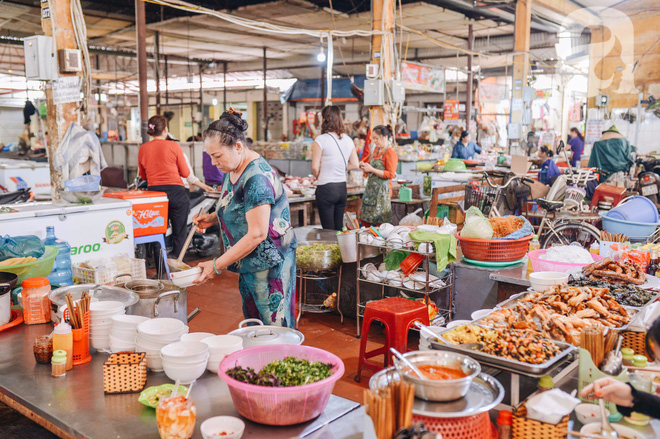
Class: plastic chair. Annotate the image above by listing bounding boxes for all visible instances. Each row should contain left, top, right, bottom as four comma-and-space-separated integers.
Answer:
134, 234, 170, 278
355, 297, 429, 382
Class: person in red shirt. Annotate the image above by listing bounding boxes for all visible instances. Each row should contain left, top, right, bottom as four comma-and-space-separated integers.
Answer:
359, 125, 398, 226
138, 115, 191, 256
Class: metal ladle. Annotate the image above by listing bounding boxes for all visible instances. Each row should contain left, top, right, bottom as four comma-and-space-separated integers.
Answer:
599, 336, 623, 376
389, 348, 430, 381
599, 399, 620, 438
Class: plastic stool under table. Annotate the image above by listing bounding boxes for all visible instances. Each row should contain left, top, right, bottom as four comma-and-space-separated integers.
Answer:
355, 297, 429, 383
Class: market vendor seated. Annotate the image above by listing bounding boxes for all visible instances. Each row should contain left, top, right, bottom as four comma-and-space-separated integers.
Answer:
588, 125, 635, 181
451, 131, 482, 159
538, 145, 561, 186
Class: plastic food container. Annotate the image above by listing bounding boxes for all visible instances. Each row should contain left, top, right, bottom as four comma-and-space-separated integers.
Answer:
22, 277, 51, 324
217, 345, 344, 426
156, 395, 196, 439
528, 271, 569, 291
64, 175, 101, 192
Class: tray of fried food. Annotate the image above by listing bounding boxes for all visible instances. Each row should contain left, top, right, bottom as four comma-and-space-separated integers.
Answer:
478, 285, 637, 346
568, 277, 660, 310
431, 324, 574, 376
581, 257, 646, 285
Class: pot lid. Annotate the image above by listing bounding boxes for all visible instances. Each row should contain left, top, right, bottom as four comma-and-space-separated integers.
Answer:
49, 284, 139, 308
229, 325, 304, 346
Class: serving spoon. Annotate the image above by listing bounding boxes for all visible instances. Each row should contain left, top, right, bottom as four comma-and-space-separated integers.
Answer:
599, 399, 620, 438
389, 347, 429, 381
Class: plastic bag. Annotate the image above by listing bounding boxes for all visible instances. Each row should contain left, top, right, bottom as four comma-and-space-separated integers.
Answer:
460, 207, 494, 239
400, 208, 423, 226
0, 235, 45, 262
436, 217, 458, 236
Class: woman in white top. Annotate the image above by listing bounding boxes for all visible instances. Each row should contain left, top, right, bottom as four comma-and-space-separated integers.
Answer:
312, 106, 359, 230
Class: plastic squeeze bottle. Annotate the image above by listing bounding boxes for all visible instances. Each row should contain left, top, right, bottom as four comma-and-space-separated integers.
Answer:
53, 322, 73, 371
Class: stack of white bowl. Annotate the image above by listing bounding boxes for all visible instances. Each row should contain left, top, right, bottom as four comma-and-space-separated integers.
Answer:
136, 318, 188, 372
160, 341, 209, 384
90, 301, 125, 351
202, 335, 243, 373
109, 315, 149, 353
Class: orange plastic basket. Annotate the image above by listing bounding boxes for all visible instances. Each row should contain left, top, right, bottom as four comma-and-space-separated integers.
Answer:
413, 412, 497, 439
457, 233, 532, 262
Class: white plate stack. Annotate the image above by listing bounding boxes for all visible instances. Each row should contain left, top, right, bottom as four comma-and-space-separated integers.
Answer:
160, 341, 210, 384
90, 301, 125, 351
109, 315, 149, 353
136, 318, 189, 372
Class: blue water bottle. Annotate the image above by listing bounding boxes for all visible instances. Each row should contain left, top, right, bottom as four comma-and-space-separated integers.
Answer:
43, 226, 73, 286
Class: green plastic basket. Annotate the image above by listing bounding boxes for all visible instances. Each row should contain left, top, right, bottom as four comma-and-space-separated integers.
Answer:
0, 246, 59, 285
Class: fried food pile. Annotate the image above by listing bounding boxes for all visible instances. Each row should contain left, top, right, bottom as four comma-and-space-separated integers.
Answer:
443, 325, 562, 364
581, 257, 646, 285
568, 278, 657, 307
489, 216, 525, 238
478, 285, 630, 346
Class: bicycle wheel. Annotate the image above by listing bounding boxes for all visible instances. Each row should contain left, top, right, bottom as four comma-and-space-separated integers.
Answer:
541, 222, 601, 249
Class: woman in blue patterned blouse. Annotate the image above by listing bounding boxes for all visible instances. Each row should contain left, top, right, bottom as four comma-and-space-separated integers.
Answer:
194, 109, 297, 327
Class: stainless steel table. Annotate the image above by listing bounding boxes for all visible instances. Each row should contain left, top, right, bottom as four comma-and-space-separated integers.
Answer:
0, 323, 360, 439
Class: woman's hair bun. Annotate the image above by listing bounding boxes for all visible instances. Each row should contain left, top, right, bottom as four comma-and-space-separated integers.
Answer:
221, 110, 248, 133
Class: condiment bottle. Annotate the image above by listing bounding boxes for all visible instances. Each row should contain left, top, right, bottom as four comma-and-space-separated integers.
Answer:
627, 355, 651, 425
537, 375, 554, 392
527, 235, 540, 272
496, 410, 512, 439
621, 348, 635, 366
53, 322, 73, 370
33, 335, 53, 364
22, 277, 51, 325
51, 350, 67, 377
589, 241, 600, 255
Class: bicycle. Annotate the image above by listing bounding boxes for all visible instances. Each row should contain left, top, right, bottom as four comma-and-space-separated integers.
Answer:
480, 172, 601, 249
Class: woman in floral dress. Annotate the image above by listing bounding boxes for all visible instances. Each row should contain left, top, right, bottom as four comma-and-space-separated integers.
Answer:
194, 109, 297, 327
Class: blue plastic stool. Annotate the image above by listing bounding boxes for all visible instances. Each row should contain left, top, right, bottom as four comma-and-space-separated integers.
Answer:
134, 234, 170, 278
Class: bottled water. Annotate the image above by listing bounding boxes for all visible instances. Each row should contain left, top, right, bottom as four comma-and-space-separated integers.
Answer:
43, 226, 73, 286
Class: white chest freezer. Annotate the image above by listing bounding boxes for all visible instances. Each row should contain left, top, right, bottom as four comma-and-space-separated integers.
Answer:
0, 158, 52, 196
0, 198, 135, 264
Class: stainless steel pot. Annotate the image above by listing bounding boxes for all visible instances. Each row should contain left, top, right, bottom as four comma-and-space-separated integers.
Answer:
49, 284, 139, 323
121, 279, 188, 323
228, 319, 304, 348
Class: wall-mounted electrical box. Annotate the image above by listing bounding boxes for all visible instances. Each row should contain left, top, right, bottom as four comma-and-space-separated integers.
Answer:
366, 64, 379, 79
24, 35, 57, 80
596, 94, 609, 108
391, 80, 405, 103
58, 48, 82, 73
364, 80, 384, 106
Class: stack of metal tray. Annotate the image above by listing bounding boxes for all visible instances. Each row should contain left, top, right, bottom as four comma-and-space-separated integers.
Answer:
429, 324, 577, 377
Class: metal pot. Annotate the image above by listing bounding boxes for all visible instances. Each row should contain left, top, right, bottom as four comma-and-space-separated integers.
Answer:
228, 319, 304, 348
49, 284, 139, 323
122, 279, 187, 323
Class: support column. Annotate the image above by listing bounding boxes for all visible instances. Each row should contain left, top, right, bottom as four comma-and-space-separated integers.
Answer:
223, 61, 228, 111
154, 30, 161, 115
263, 47, 268, 141
510, 0, 532, 141
164, 55, 169, 107
466, 24, 474, 130
41, 0, 81, 197
199, 63, 204, 134
369, 0, 395, 128
136, 0, 149, 143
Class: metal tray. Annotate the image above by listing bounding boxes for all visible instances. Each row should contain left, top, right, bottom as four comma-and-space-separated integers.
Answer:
430, 325, 577, 377
369, 368, 504, 418
489, 290, 642, 332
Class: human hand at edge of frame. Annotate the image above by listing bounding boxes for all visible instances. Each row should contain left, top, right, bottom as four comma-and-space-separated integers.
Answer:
193, 212, 217, 232
580, 377, 634, 407
193, 260, 216, 285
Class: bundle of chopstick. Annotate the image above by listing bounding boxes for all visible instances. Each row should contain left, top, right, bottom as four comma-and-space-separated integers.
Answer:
64, 291, 90, 330
364, 380, 415, 439
343, 213, 360, 230
600, 231, 628, 242
579, 324, 618, 367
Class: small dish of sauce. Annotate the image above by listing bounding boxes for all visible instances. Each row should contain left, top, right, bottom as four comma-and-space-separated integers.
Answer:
414, 364, 467, 380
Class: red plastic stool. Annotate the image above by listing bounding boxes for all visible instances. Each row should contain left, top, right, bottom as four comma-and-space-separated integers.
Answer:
355, 297, 429, 382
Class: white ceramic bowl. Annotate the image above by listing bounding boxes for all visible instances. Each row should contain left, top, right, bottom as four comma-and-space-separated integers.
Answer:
170, 266, 203, 288
145, 354, 163, 372
111, 314, 149, 326
135, 337, 171, 351
575, 403, 609, 425
162, 357, 208, 383
161, 341, 209, 361
202, 335, 243, 356
206, 360, 221, 373
300, 187, 316, 197
180, 332, 215, 343
471, 309, 493, 321
136, 330, 186, 345
446, 320, 472, 330
90, 301, 125, 312
201, 416, 245, 439
138, 318, 185, 337
580, 423, 643, 439
528, 271, 569, 292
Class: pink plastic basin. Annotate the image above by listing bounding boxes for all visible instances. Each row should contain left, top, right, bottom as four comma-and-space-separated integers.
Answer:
218, 344, 345, 426
528, 249, 603, 273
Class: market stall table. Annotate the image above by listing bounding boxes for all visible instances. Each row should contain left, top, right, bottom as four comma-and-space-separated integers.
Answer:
0, 323, 361, 439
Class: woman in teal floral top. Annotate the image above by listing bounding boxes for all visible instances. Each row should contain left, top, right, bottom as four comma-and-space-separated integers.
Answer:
194, 109, 297, 327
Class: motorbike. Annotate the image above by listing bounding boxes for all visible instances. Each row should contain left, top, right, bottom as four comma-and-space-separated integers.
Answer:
635, 157, 660, 207
131, 178, 220, 260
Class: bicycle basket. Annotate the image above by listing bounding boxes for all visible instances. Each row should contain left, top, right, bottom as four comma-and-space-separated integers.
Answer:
464, 183, 501, 216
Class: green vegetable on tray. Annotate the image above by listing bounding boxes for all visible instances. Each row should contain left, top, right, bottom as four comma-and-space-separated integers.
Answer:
226, 357, 333, 387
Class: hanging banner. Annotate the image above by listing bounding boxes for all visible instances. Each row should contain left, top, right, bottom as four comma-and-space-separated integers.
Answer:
477, 82, 508, 103
585, 119, 605, 144
444, 99, 460, 120
401, 61, 445, 93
